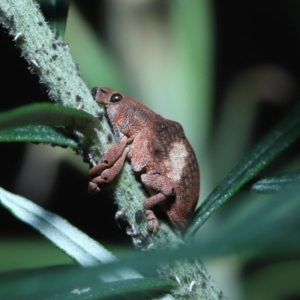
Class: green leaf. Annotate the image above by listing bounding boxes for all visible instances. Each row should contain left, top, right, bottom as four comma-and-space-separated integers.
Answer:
248, 170, 300, 193
0, 125, 77, 148
196, 187, 300, 259
186, 101, 300, 238
65, 5, 127, 90
167, 0, 214, 153
0, 103, 97, 133
45, 277, 175, 300
0, 187, 119, 268
0, 230, 232, 300
37, 0, 69, 39
0, 263, 175, 300
0, 103, 100, 149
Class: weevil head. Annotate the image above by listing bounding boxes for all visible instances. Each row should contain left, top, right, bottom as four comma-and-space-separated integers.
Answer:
91, 87, 122, 106
91, 87, 151, 138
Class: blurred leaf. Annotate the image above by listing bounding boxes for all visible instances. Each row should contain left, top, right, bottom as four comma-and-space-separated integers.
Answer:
0, 187, 119, 268
0, 125, 76, 148
169, 0, 214, 152
0, 228, 239, 300
65, 4, 127, 90
45, 277, 175, 300
37, 0, 69, 39
0, 239, 73, 272
196, 187, 300, 259
247, 170, 300, 193
0, 103, 98, 136
186, 101, 300, 238
0, 241, 199, 300
0, 261, 175, 300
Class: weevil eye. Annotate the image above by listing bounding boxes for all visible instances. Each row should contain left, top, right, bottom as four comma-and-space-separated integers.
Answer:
110, 93, 122, 103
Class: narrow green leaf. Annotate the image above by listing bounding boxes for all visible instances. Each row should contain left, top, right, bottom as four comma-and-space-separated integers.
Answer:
45, 277, 176, 300
186, 102, 300, 238
196, 187, 300, 259
0, 103, 97, 134
0, 261, 175, 300
0, 103, 100, 150
65, 5, 127, 90
0, 233, 227, 300
0, 125, 77, 148
0, 245, 194, 300
168, 0, 214, 154
248, 170, 300, 193
0, 187, 118, 268
37, 0, 69, 39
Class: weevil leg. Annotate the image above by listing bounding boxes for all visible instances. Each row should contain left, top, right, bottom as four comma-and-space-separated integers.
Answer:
141, 173, 176, 232
143, 193, 167, 233
141, 173, 175, 197
89, 136, 128, 176
88, 147, 129, 193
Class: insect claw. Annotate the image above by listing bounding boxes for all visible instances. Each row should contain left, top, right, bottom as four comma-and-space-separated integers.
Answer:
88, 182, 100, 194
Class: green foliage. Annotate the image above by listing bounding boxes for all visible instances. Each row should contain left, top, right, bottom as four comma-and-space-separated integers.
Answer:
186, 101, 300, 238
0, 263, 175, 299
44, 277, 176, 300
0, 103, 100, 150
0, 103, 97, 133
0, 187, 118, 267
248, 170, 300, 193
195, 187, 300, 259
0, 125, 76, 148
37, 0, 69, 39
